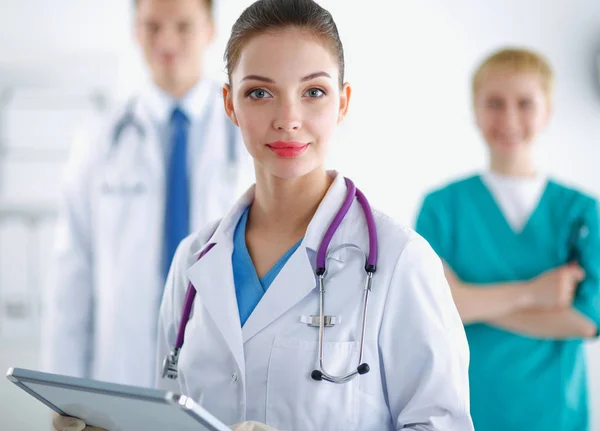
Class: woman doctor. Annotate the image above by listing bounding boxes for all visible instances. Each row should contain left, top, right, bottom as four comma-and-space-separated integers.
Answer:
53, 0, 472, 430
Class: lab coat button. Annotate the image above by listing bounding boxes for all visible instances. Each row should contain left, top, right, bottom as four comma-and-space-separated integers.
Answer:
231, 373, 238, 382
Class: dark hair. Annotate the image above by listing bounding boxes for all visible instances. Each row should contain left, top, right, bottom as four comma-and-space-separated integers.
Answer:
135, 0, 213, 15
224, 0, 344, 87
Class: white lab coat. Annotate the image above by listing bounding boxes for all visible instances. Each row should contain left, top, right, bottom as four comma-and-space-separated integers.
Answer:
157, 173, 474, 431
42, 80, 254, 388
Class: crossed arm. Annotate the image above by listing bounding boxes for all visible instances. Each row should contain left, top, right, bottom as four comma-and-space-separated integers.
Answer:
444, 265, 598, 339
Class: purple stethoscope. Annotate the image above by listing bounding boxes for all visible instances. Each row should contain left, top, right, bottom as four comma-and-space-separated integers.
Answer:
162, 177, 378, 384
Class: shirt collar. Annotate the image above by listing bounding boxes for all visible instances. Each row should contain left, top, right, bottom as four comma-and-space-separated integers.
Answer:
483, 169, 547, 188
140, 78, 212, 125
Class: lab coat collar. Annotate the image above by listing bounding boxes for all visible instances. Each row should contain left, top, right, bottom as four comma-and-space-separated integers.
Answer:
302, 171, 349, 255
200, 185, 257, 253
205, 170, 349, 255
140, 78, 211, 125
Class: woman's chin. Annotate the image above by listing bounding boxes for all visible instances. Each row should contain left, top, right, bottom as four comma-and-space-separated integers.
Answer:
490, 140, 530, 156
262, 159, 321, 180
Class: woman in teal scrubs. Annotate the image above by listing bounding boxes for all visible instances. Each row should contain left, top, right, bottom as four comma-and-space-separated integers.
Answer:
416, 48, 600, 431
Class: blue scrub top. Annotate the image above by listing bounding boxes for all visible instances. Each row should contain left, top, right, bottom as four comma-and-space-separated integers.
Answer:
232, 206, 303, 326
416, 175, 600, 431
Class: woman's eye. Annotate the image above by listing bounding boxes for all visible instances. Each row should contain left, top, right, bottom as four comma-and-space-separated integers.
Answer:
487, 99, 502, 109
145, 23, 160, 34
304, 88, 325, 98
520, 99, 533, 110
177, 21, 191, 34
247, 89, 272, 100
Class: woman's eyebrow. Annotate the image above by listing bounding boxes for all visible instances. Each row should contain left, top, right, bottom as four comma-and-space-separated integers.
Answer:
301, 71, 331, 81
240, 71, 332, 84
241, 74, 274, 83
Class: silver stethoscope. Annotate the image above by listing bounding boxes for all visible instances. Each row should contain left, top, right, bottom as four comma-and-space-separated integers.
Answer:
111, 99, 146, 146
162, 177, 379, 384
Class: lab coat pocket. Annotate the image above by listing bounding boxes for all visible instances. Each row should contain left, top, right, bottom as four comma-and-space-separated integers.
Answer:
266, 337, 359, 431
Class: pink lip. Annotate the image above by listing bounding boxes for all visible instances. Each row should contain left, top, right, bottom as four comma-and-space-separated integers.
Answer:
159, 53, 177, 64
266, 141, 309, 158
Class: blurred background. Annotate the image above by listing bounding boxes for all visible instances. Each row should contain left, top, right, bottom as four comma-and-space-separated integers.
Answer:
0, 0, 599, 429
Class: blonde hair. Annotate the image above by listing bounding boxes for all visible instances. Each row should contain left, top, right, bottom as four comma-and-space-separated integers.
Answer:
472, 48, 554, 102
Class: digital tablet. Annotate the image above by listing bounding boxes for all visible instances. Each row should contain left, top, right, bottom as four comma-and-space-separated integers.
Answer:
6, 367, 231, 431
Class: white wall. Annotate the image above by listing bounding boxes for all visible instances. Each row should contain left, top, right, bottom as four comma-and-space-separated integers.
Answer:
1, 0, 599, 429
0, 2, 133, 430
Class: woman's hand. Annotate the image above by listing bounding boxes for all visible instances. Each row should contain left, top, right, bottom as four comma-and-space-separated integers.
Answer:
525, 264, 584, 310
52, 414, 107, 431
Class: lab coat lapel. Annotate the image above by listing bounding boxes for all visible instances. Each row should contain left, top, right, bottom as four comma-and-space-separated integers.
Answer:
242, 172, 350, 343
133, 99, 165, 185
242, 247, 317, 343
187, 240, 246, 380
189, 85, 221, 229
103, 100, 164, 258
185, 188, 255, 379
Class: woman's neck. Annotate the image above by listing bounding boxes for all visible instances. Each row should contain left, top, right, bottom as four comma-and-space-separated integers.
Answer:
248, 168, 332, 238
490, 155, 536, 177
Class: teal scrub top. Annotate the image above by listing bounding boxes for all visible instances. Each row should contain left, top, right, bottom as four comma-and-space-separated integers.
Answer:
232, 206, 303, 326
415, 174, 600, 431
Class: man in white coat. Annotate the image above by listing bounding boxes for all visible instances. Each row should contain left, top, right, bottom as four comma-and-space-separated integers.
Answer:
41, 0, 252, 388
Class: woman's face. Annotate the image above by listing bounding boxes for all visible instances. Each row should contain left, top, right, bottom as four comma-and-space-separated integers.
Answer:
224, 28, 351, 180
474, 69, 551, 166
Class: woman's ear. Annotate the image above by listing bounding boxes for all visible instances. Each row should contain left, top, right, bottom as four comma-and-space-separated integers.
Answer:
542, 97, 553, 130
222, 84, 239, 126
337, 82, 352, 123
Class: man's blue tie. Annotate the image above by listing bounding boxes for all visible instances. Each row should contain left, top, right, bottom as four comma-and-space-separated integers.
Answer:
163, 106, 190, 280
